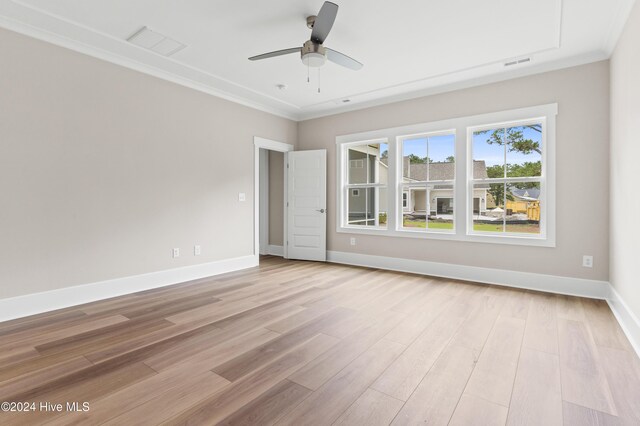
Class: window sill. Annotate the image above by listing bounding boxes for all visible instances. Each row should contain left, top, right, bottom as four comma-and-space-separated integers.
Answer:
337, 226, 555, 247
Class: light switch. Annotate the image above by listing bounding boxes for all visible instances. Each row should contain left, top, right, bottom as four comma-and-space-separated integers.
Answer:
238, 193, 246, 202
194, 245, 201, 256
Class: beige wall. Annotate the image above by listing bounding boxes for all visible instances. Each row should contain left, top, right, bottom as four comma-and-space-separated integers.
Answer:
611, 1, 640, 318
0, 28, 297, 299
268, 151, 284, 246
299, 61, 610, 281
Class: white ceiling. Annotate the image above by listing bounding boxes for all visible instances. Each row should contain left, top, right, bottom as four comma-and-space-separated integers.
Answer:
0, 0, 635, 120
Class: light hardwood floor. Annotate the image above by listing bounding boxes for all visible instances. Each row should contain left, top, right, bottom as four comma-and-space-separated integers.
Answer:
1, 256, 639, 425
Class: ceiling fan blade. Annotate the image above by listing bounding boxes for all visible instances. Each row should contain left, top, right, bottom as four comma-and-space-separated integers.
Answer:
249, 47, 300, 61
311, 1, 338, 44
326, 48, 363, 70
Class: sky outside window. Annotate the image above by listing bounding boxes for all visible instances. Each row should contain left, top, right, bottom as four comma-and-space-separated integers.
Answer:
402, 134, 455, 162
473, 126, 542, 167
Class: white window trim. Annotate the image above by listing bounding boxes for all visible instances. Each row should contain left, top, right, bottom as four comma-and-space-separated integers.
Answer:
396, 130, 457, 234
339, 138, 389, 229
335, 103, 557, 247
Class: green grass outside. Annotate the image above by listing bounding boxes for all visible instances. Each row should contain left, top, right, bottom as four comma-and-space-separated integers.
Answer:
474, 223, 540, 234
473, 223, 503, 232
403, 219, 453, 230
402, 218, 540, 234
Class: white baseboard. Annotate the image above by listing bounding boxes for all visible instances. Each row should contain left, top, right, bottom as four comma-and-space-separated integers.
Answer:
607, 286, 640, 357
3, 248, 638, 358
267, 245, 284, 257
0, 255, 258, 323
327, 251, 610, 299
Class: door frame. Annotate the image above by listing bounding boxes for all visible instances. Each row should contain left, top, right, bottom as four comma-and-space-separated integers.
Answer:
254, 136, 294, 259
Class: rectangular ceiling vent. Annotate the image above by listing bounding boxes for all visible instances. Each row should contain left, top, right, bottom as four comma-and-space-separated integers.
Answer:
127, 26, 186, 57
504, 57, 531, 67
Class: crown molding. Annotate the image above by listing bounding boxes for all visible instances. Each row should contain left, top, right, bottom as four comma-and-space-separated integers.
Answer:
602, 0, 637, 55
0, 0, 634, 122
0, 1, 301, 120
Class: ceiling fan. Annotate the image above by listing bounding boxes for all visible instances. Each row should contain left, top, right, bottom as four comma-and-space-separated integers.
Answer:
248, 1, 363, 71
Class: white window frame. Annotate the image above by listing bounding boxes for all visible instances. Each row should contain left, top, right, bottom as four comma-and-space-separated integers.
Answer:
467, 117, 548, 242
339, 138, 389, 230
398, 130, 457, 234
335, 103, 556, 247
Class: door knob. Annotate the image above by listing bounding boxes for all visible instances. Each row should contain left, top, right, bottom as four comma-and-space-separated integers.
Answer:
317, 208, 325, 213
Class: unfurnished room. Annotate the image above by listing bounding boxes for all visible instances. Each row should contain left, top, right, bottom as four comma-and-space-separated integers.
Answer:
0, 0, 639, 425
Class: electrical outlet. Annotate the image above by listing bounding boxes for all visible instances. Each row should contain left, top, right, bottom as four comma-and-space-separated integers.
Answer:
582, 255, 593, 268
238, 192, 246, 202
350, 237, 356, 246
194, 245, 201, 256
172, 248, 180, 258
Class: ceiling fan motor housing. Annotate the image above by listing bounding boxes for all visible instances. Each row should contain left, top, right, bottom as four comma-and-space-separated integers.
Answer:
301, 40, 327, 67
306, 15, 316, 29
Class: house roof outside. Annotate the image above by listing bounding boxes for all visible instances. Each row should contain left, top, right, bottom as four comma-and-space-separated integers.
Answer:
403, 160, 488, 181
400, 158, 490, 189
378, 157, 490, 189
511, 188, 540, 200
380, 158, 488, 180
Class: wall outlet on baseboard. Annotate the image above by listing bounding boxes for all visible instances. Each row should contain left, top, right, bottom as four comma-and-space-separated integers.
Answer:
172, 248, 180, 258
350, 237, 356, 246
194, 245, 201, 256
582, 255, 593, 268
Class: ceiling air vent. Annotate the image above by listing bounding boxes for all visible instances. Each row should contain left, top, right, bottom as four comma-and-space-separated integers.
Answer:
504, 57, 531, 67
127, 26, 186, 57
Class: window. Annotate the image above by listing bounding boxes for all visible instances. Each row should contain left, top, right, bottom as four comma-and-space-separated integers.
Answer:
470, 121, 544, 237
336, 104, 556, 246
400, 132, 455, 232
342, 140, 388, 228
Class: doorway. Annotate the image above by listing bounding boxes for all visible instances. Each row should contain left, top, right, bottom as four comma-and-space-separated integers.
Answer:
258, 148, 285, 256
254, 137, 294, 261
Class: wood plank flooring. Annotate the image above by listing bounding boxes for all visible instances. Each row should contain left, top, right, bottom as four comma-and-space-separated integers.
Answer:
1, 256, 639, 425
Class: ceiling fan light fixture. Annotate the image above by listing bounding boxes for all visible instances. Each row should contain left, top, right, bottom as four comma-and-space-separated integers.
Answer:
301, 40, 327, 68
302, 52, 326, 67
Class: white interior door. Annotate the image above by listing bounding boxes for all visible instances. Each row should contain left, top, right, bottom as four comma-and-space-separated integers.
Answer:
286, 150, 327, 261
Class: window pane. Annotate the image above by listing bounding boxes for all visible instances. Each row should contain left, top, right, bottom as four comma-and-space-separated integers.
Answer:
347, 186, 387, 228
401, 186, 426, 230
428, 134, 455, 164
473, 183, 504, 233
505, 182, 541, 234
400, 184, 453, 231
402, 134, 455, 183
348, 142, 387, 184
402, 137, 427, 181
473, 128, 505, 179
472, 182, 541, 234
378, 187, 388, 229
506, 125, 542, 178
428, 184, 454, 230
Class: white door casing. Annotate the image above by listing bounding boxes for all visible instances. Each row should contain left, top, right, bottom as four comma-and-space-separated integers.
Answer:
253, 137, 293, 259
258, 148, 269, 255
286, 150, 327, 261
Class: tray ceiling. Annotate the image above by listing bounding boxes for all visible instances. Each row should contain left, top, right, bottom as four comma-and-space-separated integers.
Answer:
0, 0, 635, 120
